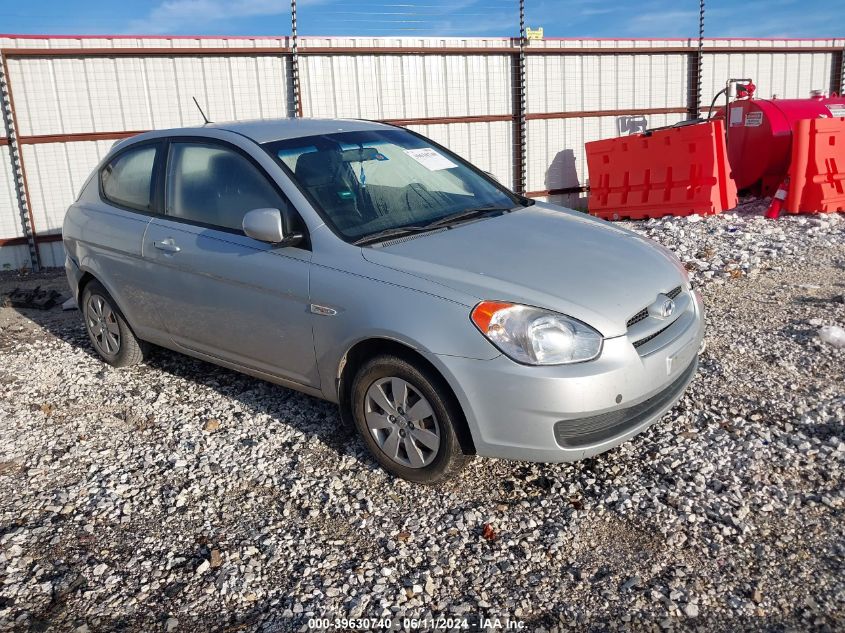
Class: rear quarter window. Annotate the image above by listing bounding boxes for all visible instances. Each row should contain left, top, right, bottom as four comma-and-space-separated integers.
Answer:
100, 145, 158, 212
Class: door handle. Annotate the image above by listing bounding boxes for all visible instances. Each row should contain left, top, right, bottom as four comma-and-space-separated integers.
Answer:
153, 239, 181, 253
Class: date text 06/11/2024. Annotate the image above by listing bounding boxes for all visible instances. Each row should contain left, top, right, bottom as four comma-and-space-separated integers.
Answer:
307, 616, 527, 630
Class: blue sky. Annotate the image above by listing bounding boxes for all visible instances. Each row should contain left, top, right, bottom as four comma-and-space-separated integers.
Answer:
0, 0, 842, 38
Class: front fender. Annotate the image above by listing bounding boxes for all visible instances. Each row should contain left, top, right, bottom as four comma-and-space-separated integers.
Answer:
310, 263, 500, 402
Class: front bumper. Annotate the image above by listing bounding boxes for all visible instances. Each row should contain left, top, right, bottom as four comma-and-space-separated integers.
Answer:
433, 290, 705, 463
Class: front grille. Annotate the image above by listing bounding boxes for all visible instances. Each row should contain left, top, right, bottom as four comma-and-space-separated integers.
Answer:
626, 285, 683, 328
626, 308, 649, 328
633, 319, 678, 348
553, 359, 697, 448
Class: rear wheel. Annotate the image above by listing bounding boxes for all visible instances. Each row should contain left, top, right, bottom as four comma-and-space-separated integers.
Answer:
82, 281, 147, 368
351, 354, 468, 484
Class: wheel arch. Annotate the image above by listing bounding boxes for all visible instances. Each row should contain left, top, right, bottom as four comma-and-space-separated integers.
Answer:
337, 337, 476, 456
77, 270, 124, 315
76, 270, 96, 306
75, 269, 141, 339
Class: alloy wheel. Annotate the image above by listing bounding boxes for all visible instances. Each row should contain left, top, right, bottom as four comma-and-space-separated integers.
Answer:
86, 294, 121, 356
364, 376, 441, 468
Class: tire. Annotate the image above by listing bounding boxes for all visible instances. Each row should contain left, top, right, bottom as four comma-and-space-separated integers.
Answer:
81, 280, 147, 368
350, 354, 468, 484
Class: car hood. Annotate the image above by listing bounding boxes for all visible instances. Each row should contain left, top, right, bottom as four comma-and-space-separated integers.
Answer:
361, 203, 686, 338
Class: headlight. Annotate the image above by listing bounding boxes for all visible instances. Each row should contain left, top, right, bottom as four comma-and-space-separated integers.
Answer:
471, 301, 603, 365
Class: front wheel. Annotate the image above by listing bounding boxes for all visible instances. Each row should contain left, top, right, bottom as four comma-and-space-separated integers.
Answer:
350, 354, 468, 484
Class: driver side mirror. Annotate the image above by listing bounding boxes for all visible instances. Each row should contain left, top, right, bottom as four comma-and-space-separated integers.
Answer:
242, 208, 303, 246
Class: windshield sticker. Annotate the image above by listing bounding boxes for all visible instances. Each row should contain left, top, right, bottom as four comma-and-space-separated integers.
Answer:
404, 148, 458, 171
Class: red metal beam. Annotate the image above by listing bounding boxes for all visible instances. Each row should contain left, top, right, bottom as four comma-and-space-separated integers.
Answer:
1, 34, 839, 42
18, 130, 144, 145
0, 34, 288, 40
12, 107, 692, 146
0, 136, 8, 146
2, 45, 841, 60
0, 233, 62, 247
385, 114, 513, 126
300, 46, 516, 56
531, 46, 843, 54
1, 46, 292, 58
525, 46, 693, 55
526, 106, 688, 120
297, 45, 844, 56
697, 46, 843, 54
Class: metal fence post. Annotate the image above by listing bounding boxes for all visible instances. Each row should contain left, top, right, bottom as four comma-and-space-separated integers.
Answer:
291, 0, 303, 118
0, 52, 39, 271
512, 0, 527, 196
688, 0, 705, 119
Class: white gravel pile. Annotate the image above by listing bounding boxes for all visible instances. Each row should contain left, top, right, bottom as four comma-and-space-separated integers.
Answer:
0, 208, 843, 632
623, 199, 844, 288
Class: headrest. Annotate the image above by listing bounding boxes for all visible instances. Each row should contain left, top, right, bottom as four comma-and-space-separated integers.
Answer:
295, 151, 341, 188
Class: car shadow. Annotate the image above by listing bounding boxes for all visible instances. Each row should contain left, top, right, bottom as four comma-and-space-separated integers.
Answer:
7, 301, 366, 465
544, 148, 587, 209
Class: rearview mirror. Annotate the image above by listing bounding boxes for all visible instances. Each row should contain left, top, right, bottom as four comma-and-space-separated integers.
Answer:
242, 208, 302, 246
340, 147, 381, 163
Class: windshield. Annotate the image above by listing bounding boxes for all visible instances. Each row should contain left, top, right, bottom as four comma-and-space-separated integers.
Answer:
262, 128, 523, 241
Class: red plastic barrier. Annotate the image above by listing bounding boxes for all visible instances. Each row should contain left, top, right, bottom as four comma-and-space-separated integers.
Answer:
784, 117, 845, 214
586, 120, 737, 220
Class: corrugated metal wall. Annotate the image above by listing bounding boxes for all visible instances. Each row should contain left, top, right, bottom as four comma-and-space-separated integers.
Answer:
0, 35, 843, 269
299, 48, 514, 185
525, 47, 690, 204
9, 55, 290, 134
6, 49, 292, 238
0, 145, 20, 239
0, 36, 295, 268
700, 39, 838, 106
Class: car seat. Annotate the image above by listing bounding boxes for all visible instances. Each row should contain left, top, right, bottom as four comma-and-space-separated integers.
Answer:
294, 151, 364, 231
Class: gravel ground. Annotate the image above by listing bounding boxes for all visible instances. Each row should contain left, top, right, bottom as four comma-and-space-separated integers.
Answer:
0, 206, 844, 632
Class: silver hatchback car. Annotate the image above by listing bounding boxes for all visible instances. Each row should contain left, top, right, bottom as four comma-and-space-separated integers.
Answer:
63, 119, 704, 483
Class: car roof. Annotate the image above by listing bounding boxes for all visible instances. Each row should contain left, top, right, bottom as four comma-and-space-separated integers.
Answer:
208, 118, 392, 144
109, 118, 399, 155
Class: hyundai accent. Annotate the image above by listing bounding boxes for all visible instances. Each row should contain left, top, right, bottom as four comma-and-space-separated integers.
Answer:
63, 119, 704, 483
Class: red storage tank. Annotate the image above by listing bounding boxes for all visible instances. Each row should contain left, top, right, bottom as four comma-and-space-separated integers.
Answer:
721, 95, 845, 195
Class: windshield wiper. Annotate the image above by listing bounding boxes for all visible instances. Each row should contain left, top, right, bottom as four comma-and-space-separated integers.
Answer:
352, 224, 434, 246
352, 204, 520, 246
423, 206, 515, 229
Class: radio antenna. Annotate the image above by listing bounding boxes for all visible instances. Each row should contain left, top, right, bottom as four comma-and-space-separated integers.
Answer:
192, 96, 211, 125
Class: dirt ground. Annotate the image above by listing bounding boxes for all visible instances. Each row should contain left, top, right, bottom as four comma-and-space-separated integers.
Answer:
0, 240, 843, 632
